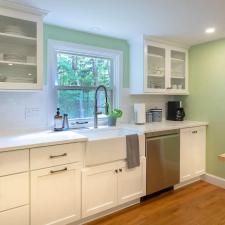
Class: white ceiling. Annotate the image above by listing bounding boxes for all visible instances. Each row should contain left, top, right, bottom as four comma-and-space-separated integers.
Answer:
3, 0, 225, 46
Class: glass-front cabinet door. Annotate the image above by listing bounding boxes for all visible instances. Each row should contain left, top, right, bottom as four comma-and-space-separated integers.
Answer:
169, 49, 187, 93
145, 43, 166, 92
0, 8, 43, 90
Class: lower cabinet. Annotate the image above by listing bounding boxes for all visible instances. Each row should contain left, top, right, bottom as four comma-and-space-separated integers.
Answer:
82, 157, 146, 217
0, 172, 29, 211
118, 158, 146, 205
31, 163, 82, 225
0, 206, 29, 225
180, 126, 206, 182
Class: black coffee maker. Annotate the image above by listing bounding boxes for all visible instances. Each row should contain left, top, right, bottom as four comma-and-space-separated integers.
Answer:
167, 101, 185, 121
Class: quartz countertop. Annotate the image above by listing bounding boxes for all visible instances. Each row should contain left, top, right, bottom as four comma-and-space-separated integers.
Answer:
0, 120, 208, 152
0, 130, 87, 152
117, 120, 208, 134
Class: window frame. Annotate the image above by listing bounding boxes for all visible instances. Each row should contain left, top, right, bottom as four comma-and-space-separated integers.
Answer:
48, 39, 123, 128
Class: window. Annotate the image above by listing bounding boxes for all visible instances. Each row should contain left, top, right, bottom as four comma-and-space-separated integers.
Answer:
49, 40, 122, 127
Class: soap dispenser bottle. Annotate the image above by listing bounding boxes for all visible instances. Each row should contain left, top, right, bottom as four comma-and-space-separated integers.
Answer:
54, 108, 63, 131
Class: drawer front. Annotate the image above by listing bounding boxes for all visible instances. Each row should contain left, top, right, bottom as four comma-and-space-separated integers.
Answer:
30, 143, 84, 170
0, 150, 29, 176
0, 206, 29, 225
0, 173, 29, 212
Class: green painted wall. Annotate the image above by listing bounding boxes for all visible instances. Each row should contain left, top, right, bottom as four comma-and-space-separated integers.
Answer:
43, 24, 130, 87
183, 38, 225, 178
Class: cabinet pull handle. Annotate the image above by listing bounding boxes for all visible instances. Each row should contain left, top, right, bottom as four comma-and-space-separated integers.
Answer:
192, 131, 198, 134
119, 168, 123, 172
49, 153, 67, 159
166, 87, 172, 89
50, 167, 67, 174
115, 169, 118, 173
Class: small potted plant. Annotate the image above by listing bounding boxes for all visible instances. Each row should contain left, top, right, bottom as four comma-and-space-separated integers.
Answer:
108, 109, 123, 126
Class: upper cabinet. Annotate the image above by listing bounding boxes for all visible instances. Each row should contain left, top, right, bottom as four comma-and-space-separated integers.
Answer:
0, 6, 45, 90
130, 37, 189, 95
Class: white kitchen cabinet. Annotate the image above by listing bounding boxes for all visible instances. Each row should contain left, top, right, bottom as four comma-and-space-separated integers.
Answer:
180, 126, 206, 182
118, 157, 146, 204
0, 172, 29, 212
130, 36, 188, 95
82, 162, 118, 217
0, 6, 45, 90
82, 157, 146, 217
0, 149, 29, 176
31, 163, 82, 225
0, 206, 29, 225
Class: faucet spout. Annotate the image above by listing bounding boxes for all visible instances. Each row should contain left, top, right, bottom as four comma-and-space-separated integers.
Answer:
94, 85, 109, 128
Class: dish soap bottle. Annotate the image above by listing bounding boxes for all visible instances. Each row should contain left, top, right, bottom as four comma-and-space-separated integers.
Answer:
54, 108, 63, 131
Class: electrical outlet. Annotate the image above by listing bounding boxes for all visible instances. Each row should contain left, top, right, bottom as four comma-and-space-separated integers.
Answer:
25, 107, 41, 121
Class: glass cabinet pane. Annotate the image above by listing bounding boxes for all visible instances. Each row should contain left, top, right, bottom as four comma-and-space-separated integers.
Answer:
146, 45, 166, 89
171, 50, 186, 90
0, 15, 37, 85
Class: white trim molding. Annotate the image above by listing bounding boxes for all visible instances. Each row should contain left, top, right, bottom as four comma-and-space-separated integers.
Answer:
202, 173, 225, 189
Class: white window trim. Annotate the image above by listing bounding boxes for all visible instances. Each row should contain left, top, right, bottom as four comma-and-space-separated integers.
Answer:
47, 39, 123, 126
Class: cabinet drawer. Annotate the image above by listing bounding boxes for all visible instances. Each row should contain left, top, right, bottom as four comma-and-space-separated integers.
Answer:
0, 173, 29, 212
30, 143, 84, 170
0, 206, 29, 225
0, 150, 29, 176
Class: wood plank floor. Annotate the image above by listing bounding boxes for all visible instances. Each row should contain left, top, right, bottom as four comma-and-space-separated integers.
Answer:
85, 181, 225, 225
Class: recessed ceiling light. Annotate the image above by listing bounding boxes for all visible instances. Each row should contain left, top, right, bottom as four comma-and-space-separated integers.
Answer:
205, 27, 215, 34
8, 63, 13, 66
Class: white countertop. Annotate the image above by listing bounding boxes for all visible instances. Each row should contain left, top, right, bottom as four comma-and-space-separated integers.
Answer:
0, 120, 208, 152
118, 120, 208, 133
0, 130, 87, 152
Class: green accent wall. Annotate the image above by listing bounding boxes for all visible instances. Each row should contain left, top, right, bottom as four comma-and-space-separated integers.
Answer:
43, 24, 130, 87
183, 38, 225, 178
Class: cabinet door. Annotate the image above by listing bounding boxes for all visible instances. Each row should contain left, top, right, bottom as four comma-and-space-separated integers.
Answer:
0, 206, 29, 225
31, 163, 81, 225
0, 8, 43, 90
144, 41, 167, 93
82, 163, 118, 217
169, 48, 188, 94
118, 157, 146, 205
0, 172, 29, 212
180, 126, 206, 182
192, 126, 206, 176
180, 128, 193, 182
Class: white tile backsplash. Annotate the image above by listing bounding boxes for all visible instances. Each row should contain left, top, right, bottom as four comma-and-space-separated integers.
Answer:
0, 87, 174, 131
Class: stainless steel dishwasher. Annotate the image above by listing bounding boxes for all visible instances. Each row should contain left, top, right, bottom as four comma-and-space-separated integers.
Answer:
146, 129, 180, 195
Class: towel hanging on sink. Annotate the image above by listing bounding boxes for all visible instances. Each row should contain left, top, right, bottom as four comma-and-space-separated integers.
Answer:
126, 134, 140, 169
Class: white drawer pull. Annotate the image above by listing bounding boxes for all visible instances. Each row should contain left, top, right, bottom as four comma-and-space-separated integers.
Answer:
50, 167, 67, 174
49, 153, 67, 159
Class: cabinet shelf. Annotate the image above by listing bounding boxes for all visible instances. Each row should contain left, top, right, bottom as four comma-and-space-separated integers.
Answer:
0, 60, 36, 67
148, 53, 164, 59
171, 58, 185, 62
171, 76, 185, 79
0, 32, 36, 46
148, 74, 165, 78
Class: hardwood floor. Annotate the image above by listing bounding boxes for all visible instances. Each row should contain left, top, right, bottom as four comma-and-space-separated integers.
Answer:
85, 181, 225, 225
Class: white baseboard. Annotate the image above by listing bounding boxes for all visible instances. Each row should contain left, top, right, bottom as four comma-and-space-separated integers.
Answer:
202, 173, 225, 189
68, 199, 140, 225
174, 176, 202, 190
